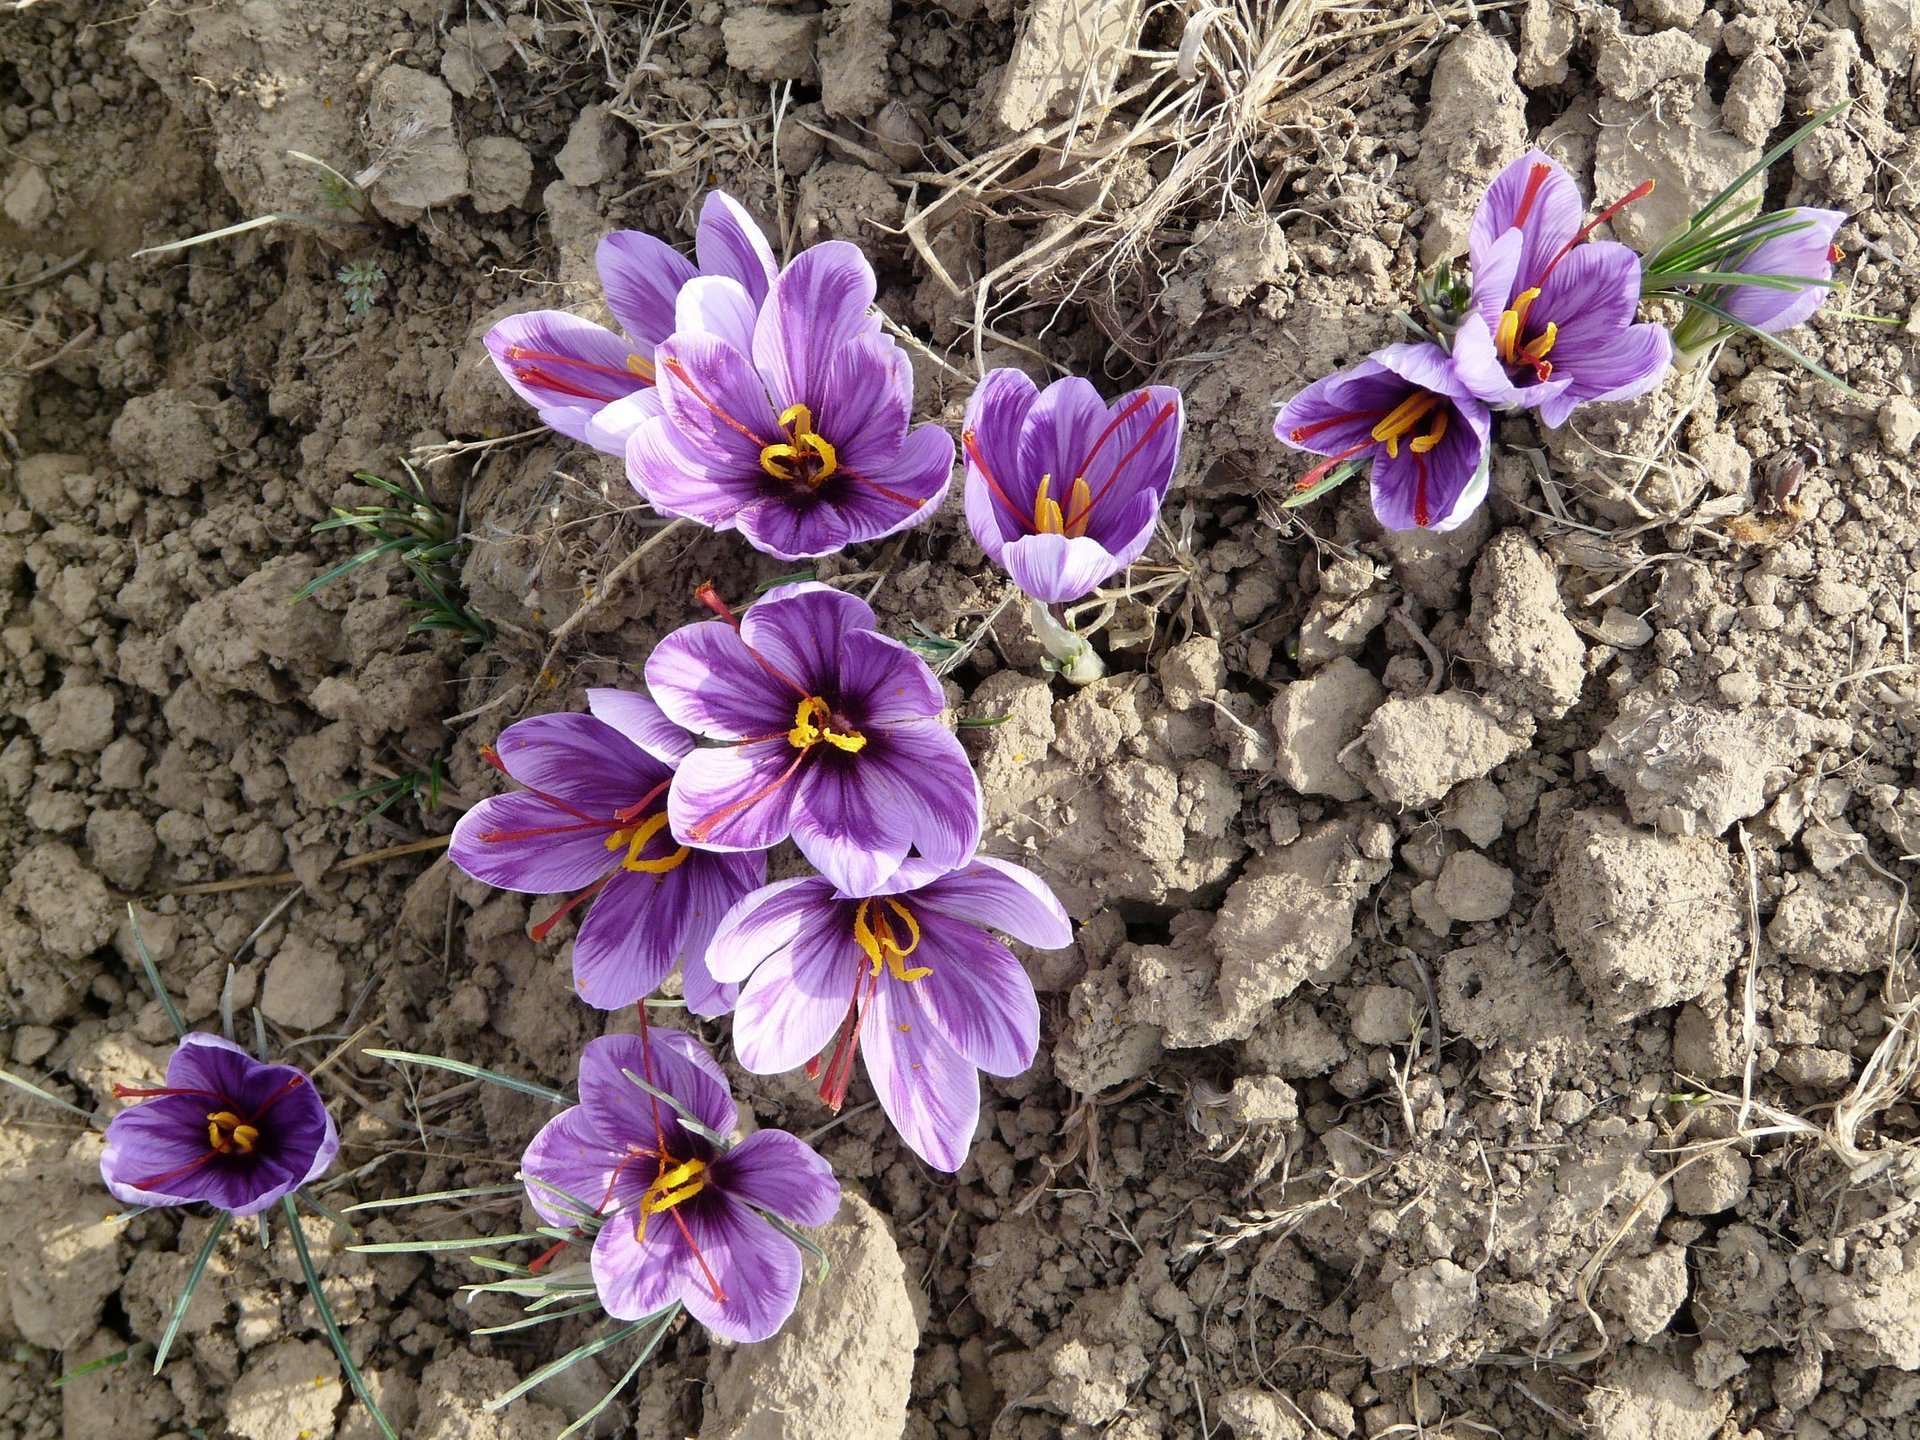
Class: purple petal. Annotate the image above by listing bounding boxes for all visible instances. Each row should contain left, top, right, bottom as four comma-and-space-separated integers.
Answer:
915, 856, 1074, 947
1539, 323, 1672, 426
1533, 242, 1642, 358
570, 870, 684, 1010
675, 275, 761, 356
1469, 150, 1585, 293
587, 688, 696, 766
862, 978, 980, 1173
735, 493, 859, 562
676, 1196, 804, 1343
1720, 208, 1845, 331
653, 332, 780, 467
812, 335, 913, 476
705, 876, 838, 984
627, 413, 762, 525
491, 712, 664, 805
695, 191, 779, 309
1014, 377, 1108, 510
740, 582, 876, 698
487, 311, 647, 421
962, 367, 1042, 556
1449, 312, 1526, 409
791, 758, 911, 894
1466, 226, 1527, 340
450, 794, 615, 894
598, 230, 698, 351
646, 619, 799, 740
836, 629, 944, 726
908, 911, 1040, 1076
1060, 384, 1182, 546
854, 719, 983, 872
1001, 532, 1128, 605
584, 386, 665, 456
101, 1093, 229, 1210
667, 742, 805, 855
752, 243, 881, 414
1372, 340, 1484, 410
673, 850, 767, 1017
1370, 397, 1491, 533
838, 422, 954, 536
521, 1105, 622, 1226
715, 1128, 842, 1227
1274, 358, 1406, 457
731, 922, 857, 1074
578, 1031, 737, 1152
591, 1208, 687, 1321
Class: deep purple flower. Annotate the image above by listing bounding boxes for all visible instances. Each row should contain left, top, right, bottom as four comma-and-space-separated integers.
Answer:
648, 582, 982, 895
1274, 341, 1492, 533
486, 192, 778, 455
1715, 207, 1847, 333
960, 371, 1182, 604
448, 691, 764, 1015
707, 857, 1071, 1172
100, 1033, 338, 1217
1453, 150, 1670, 427
625, 244, 954, 561
522, 1029, 840, 1342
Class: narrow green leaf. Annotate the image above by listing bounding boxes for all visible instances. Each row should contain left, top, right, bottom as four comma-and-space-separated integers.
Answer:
1280, 457, 1363, 510
53, 1344, 147, 1386
296, 1188, 358, 1239
619, 1068, 733, 1150
485, 1310, 676, 1413
1675, 293, 1858, 393
1681, 99, 1852, 237
153, 1214, 230, 1373
283, 1195, 398, 1440
0, 1067, 102, 1125
553, 1312, 679, 1440
127, 903, 186, 1039
365, 1049, 573, 1107
520, 1172, 601, 1227
754, 569, 817, 593
342, 1183, 525, 1215
765, 1213, 832, 1285
956, 713, 1015, 728
348, 1232, 547, 1254
470, 1301, 603, 1337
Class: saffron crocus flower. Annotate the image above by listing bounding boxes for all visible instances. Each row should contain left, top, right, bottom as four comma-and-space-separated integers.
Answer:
486, 192, 779, 455
1713, 207, 1847, 333
1274, 341, 1492, 533
648, 582, 982, 894
100, 1033, 338, 1217
1454, 150, 1671, 427
448, 691, 765, 1015
707, 857, 1072, 1172
521, 1029, 840, 1342
960, 371, 1182, 604
625, 244, 955, 560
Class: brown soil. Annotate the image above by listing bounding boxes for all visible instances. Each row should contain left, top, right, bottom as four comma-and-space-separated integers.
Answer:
4, 1, 1920, 1438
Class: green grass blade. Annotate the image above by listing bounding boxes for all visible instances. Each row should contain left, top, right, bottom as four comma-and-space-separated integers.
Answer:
470, 1300, 603, 1337
282, 1196, 397, 1440
1650, 269, 1836, 292
349, 1232, 547, 1254
765, 1213, 831, 1284
289, 539, 409, 605
365, 1049, 573, 1106
1674, 293, 1858, 393
127, 903, 187, 1038
618, 1068, 732, 1150
483, 1317, 657, 1413
296, 1188, 357, 1239
553, 1311, 679, 1440
520, 1172, 600, 1226
0, 1066, 102, 1125
53, 1344, 148, 1386
153, 1213, 230, 1373
1682, 99, 1852, 237
1281, 457, 1363, 510
342, 1183, 525, 1215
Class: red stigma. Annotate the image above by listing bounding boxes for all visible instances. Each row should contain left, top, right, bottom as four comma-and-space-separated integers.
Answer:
1063, 399, 1179, 535
696, 583, 740, 629
1511, 162, 1553, 231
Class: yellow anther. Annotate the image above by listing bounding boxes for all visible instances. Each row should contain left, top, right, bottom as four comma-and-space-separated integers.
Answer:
789, 696, 866, 753
759, 403, 839, 487
207, 1110, 259, 1155
604, 811, 689, 874
1369, 392, 1441, 458
627, 353, 656, 382
1521, 321, 1557, 362
1497, 286, 1544, 363
853, 898, 931, 982
633, 1157, 707, 1242
1409, 410, 1448, 455
1033, 475, 1066, 535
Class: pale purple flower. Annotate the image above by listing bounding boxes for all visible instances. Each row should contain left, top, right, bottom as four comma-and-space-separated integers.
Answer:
961, 371, 1182, 604
648, 582, 982, 895
486, 192, 778, 454
522, 1029, 840, 1343
707, 857, 1072, 1172
1452, 150, 1670, 426
1274, 341, 1492, 533
1715, 207, 1847, 333
101, 1033, 338, 1217
448, 692, 764, 1015
625, 244, 954, 561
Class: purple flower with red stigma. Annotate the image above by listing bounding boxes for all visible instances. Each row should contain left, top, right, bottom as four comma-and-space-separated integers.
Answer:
648, 582, 983, 895
1452, 150, 1670, 426
960, 371, 1182, 604
521, 1028, 840, 1343
707, 857, 1072, 1172
448, 691, 765, 1016
100, 1033, 338, 1217
486, 192, 779, 455
625, 244, 955, 561
1711, 207, 1848, 333
1274, 341, 1493, 533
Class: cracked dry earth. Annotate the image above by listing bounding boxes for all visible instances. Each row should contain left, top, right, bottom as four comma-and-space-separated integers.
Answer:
4, 0, 1920, 1438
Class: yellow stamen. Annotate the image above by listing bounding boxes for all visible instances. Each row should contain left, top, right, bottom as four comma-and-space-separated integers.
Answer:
853, 898, 931, 982
632, 1156, 707, 1243
1497, 286, 1543, 363
604, 811, 689, 874
1409, 409, 1448, 454
759, 402, 839, 488
627, 353, 656, 382
789, 696, 866, 753
1370, 392, 1441, 458
1033, 474, 1066, 535
1521, 321, 1557, 362
207, 1110, 259, 1155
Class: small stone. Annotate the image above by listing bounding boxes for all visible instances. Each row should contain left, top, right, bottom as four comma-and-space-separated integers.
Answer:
1876, 396, 1920, 454
1716, 670, 1761, 706
1157, 635, 1225, 711
1461, 530, 1585, 721
365, 66, 469, 223
24, 679, 116, 756
554, 104, 628, 188
1600, 1244, 1690, 1343
110, 390, 221, 496
1433, 852, 1514, 922
1348, 984, 1414, 1046
84, 810, 157, 891
260, 937, 345, 1031
1672, 1148, 1751, 1215
1441, 778, 1507, 847
1358, 691, 1527, 810
466, 136, 533, 213
1810, 579, 1871, 617
2, 164, 53, 227
722, 8, 823, 83
1270, 657, 1383, 802
1774, 1045, 1853, 1089
226, 1339, 342, 1440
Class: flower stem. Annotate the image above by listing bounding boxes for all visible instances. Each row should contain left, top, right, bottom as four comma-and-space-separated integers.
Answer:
1028, 598, 1105, 685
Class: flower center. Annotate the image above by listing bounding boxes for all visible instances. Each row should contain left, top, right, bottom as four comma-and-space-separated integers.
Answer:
603, 810, 690, 874
633, 1155, 708, 1242
207, 1109, 259, 1155
502, 343, 653, 400
854, 897, 930, 982
1494, 286, 1557, 382
1369, 392, 1444, 457
1032, 474, 1094, 538
759, 403, 839, 490
789, 695, 866, 753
